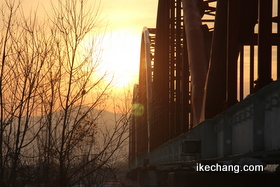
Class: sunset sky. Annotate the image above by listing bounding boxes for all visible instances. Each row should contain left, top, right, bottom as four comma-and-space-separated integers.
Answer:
97, 0, 158, 88
22, 0, 158, 88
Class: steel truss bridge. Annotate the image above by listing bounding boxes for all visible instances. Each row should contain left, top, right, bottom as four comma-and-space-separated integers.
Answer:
129, 0, 280, 186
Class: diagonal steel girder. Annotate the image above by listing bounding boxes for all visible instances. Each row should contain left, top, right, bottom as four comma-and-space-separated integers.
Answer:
182, 0, 208, 125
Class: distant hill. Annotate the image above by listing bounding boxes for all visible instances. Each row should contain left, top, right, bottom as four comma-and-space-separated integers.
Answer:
8, 105, 130, 165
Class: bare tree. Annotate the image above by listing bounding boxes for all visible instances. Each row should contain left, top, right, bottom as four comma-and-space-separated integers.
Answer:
0, 0, 130, 187
0, 1, 52, 186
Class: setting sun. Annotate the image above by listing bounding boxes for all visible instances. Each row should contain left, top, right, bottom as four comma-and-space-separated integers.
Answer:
99, 30, 140, 88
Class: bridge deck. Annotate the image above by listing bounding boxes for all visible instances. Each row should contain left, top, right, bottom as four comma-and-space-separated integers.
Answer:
131, 79, 280, 168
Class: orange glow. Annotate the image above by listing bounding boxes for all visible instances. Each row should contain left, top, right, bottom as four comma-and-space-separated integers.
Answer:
98, 30, 140, 89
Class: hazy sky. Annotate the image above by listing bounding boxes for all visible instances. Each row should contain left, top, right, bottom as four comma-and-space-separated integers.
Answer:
20, 0, 159, 88
21, 0, 158, 32
97, 0, 159, 88
101, 0, 158, 32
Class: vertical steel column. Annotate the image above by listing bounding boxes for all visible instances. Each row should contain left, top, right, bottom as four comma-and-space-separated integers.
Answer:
277, 0, 280, 79
153, 0, 171, 149
204, 0, 227, 119
257, 0, 272, 89
250, 44, 255, 94
170, 0, 176, 139
239, 46, 244, 100
225, 0, 239, 108
175, 0, 183, 136
182, 29, 190, 132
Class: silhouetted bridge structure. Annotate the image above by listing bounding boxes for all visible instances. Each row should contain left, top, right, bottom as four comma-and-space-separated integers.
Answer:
128, 0, 280, 186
